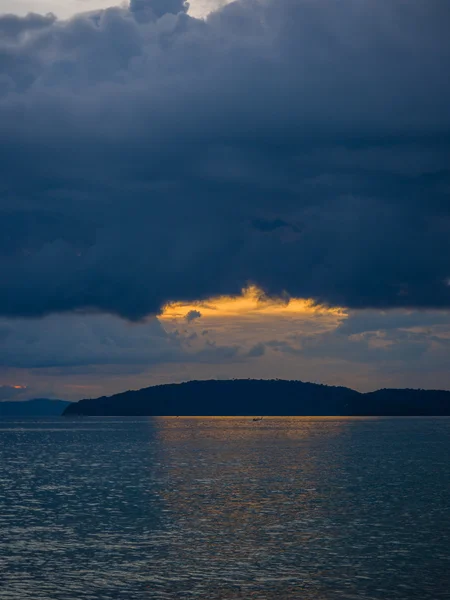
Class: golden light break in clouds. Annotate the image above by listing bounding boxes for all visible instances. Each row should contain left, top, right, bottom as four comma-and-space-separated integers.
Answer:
159, 285, 347, 346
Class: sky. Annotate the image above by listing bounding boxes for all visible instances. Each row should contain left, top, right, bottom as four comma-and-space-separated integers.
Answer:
1, 0, 450, 401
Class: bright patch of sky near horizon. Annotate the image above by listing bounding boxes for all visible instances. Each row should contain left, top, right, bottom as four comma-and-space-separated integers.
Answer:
0, 0, 226, 19
3, 286, 450, 401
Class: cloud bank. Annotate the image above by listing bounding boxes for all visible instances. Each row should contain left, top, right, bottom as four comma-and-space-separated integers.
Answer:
1, 0, 450, 320
0, 384, 28, 400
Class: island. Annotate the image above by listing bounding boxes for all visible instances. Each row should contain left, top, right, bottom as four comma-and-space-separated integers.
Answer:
62, 379, 450, 417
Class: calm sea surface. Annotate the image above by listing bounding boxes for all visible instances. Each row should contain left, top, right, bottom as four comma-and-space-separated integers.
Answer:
0, 417, 449, 599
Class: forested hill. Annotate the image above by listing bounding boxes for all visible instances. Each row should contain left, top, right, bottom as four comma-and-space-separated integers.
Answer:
62, 379, 450, 417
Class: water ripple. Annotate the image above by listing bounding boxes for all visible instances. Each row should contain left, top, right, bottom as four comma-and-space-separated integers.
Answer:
0, 417, 449, 599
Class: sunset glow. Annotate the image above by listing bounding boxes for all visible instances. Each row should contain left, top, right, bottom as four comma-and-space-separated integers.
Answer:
160, 285, 347, 323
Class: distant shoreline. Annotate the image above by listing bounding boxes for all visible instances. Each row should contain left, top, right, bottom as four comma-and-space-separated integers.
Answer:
0, 399, 70, 417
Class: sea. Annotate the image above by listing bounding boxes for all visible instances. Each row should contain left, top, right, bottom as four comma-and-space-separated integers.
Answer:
0, 416, 449, 599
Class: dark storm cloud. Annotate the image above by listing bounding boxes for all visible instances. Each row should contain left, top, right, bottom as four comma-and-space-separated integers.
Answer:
0, 314, 176, 368
1, 0, 450, 319
246, 342, 265, 358
0, 312, 248, 371
130, 0, 189, 17
251, 218, 301, 234
185, 309, 202, 322
0, 11, 56, 41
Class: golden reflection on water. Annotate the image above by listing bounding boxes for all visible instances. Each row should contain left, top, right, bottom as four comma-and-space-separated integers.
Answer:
147, 417, 351, 594
152, 416, 349, 442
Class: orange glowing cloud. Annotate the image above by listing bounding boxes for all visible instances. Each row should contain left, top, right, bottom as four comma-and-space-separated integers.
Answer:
159, 286, 347, 353
160, 285, 346, 324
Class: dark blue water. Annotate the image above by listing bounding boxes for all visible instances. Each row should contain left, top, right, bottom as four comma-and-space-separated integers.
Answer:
0, 417, 449, 599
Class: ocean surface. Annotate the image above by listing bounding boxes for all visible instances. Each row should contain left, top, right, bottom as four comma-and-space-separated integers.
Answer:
0, 417, 449, 599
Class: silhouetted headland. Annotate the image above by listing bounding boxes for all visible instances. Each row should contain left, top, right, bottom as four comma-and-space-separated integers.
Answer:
0, 399, 71, 417
62, 379, 450, 417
